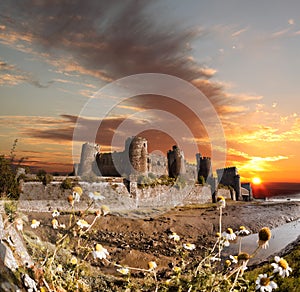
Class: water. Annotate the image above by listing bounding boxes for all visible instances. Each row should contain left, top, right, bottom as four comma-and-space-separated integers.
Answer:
225, 219, 300, 265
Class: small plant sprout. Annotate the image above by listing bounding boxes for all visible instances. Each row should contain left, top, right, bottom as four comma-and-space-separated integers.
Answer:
271, 256, 292, 277
258, 227, 272, 249
168, 232, 180, 241
255, 274, 278, 291
51, 218, 58, 229
183, 243, 196, 250
31, 219, 40, 229
92, 244, 109, 260
51, 209, 60, 217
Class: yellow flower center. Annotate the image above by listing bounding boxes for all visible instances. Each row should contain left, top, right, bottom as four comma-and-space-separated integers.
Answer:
217, 196, 225, 202
225, 260, 231, 267
216, 232, 221, 238
237, 252, 250, 261
95, 244, 103, 251
279, 259, 288, 269
148, 261, 157, 270
226, 228, 234, 234
260, 277, 270, 286
258, 227, 271, 242
239, 226, 246, 230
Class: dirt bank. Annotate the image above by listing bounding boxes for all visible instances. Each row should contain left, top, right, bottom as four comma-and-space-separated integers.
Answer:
23, 201, 300, 273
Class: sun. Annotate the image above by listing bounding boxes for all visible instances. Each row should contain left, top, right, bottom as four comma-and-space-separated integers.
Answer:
252, 177, 262, 185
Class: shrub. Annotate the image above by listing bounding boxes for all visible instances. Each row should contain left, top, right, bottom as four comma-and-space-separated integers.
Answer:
0, 155, 20, 199
61, 177, 73, 190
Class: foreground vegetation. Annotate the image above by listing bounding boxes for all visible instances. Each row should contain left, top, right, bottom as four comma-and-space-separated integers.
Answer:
1, 191, 297, 291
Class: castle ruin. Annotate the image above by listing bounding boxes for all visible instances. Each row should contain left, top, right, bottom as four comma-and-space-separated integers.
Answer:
216, 167, 241, 200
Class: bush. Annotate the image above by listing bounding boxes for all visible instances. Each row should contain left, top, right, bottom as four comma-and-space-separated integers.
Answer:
0, 155, 20, 199
61, 177, 73, 190
37, 170, 53, 185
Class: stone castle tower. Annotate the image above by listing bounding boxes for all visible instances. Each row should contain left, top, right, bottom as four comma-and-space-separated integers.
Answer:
78, 142, 100, 176
196, 153, 212, 182
167, 145, 186, 178
125, 136, 148, 175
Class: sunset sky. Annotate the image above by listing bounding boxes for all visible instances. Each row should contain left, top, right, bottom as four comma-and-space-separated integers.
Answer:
1, 0, 300, 183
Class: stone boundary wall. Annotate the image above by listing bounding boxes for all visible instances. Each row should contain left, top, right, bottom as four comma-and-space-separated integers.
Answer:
16, 181, 231, 213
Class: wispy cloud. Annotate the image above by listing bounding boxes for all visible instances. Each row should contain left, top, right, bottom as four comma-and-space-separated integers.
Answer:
231, 27, 248, 37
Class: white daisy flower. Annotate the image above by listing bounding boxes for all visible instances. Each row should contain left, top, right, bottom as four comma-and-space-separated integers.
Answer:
77, 219, 90, 229
216, 196, 226, 208
31, 219, 40, 229
258, 227, 271, 249
92, 244, 109, 260
255, 274, 278, 291
52, 210, 60, 217
56, 264, 63, 273
117, 267, 129, 275
52, 219, 59, 229
210, 256, 221, 262
222, 228, 236, 241
168, 232, 180, 241
229, 255, 238, 264
235, 226, 251, 236
148, 261, 157, 270
89, 192, 105, 201
183, 243, 196, 250
101, 205, 110, 216
271, 256, 292, 277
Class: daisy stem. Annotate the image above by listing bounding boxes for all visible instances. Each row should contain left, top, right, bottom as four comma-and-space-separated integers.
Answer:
218, 207, 222, 257
239, 238, 242, 254
229, 266, 242, 292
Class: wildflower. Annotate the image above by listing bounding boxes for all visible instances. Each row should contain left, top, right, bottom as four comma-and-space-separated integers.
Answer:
92, 244, 109, 260
77, 219, 90, 229
89, 192, 105, 201
255, 274, 277, 291
229, 255, 238, 264
52, 219, 58, 229
101, 205, 110, 216
68, 195, 74, 206
165, 279, 172, 285
224, 240, 230, 247
31, 219, 40, 229
70, 256, 77, 265
148, 261, 157, 270
59, 223, 66, 229
222, 228, 236, 241
72, 186, 82, 202
271, 256, 292, 277
117, 267, 129, 275
225, 259, 231, 267
236, 226, 250, 236
183, 243, 196, 250
168, 232, 180, 241
215, 232, 221, 238
237, 252, 250, 272
15, 218, 23, 232
56, 264, 63, 273
210, 256, 221, 262
172, 266, 181, 273
216, 195, 226, 208
258, 227, 271, 249
52, 210, 60, 217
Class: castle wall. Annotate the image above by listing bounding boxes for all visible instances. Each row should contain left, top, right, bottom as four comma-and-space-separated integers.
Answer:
216, 167, 241, 200
148, 153, 168, 176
